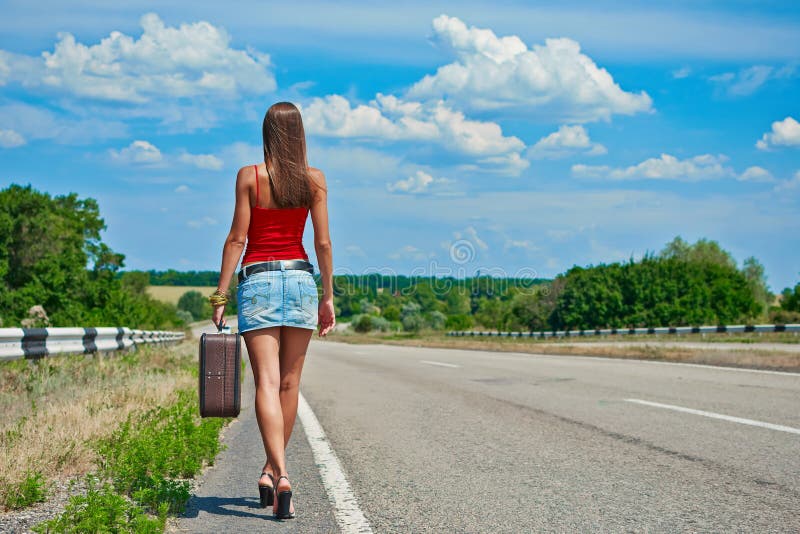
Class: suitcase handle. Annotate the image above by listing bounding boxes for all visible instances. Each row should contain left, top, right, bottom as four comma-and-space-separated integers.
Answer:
217, 320, 225, 333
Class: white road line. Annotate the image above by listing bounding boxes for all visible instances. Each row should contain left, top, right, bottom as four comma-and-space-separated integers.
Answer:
624, 398, 800, 435
297, 392, 373, 533
419, 360, 461, 368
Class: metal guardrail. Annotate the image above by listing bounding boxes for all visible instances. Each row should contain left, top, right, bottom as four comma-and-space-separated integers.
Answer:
447, 324, 800, 339
0, 327, 186, 361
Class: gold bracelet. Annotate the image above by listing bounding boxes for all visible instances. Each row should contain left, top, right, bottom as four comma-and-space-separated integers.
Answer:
208, 290, 228, 306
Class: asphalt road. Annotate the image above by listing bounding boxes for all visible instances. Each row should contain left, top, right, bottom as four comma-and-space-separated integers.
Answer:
174, 328, 800, 532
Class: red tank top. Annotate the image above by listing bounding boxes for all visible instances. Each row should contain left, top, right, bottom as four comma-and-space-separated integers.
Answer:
242, 165, 310, 264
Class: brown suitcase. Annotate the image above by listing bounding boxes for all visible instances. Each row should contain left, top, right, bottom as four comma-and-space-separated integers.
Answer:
199, 330, 242, 418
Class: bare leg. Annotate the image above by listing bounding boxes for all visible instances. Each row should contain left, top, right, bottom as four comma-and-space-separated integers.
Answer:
243, 328, 288, 487
264, 326, 313, 514
277, 326, 313, 443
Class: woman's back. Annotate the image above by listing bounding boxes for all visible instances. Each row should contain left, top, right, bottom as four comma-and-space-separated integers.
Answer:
242, 164, 309, 263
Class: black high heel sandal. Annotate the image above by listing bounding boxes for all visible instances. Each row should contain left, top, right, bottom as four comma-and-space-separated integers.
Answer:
274, 475, 295, 519
258, 471, 274, 508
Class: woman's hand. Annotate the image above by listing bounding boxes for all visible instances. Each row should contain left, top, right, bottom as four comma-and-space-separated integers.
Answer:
211, 304, 226, 331
318, 297, 336, 337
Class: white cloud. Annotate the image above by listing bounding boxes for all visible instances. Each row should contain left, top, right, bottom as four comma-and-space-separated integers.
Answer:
710, 64, 796, 97
179, 152, 223, 170
738, 166, 774, 182
756, 116, 800, 150
307, 143, 406, 186
387, 170, 453, 194
109, 140, 163, 164
388, 245, 434, 261
1, 13, 275, 103
0, 101, 128, 144
572, 153, 732, 181
344, 245, 366, 258
174, 185, 190, 193
406, 15, 652, 122
503, 238, 537, 252
187, 216, 218, 228
672, 66, 691, 79
0, 128, 25, 148
527, 125, 606, 159
303, 94, 527, 175
454, 226, 489, 251
773, 170, 800, 192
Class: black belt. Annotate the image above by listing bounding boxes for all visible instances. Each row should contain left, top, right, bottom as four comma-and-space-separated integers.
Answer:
238, 260, 314, 283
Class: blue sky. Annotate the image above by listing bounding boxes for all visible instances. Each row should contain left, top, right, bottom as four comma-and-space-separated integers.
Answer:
1, 0, 799, 290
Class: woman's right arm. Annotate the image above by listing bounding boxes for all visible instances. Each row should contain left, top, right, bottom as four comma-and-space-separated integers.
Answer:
309, 168, 335, 336
212, 166, 252, 328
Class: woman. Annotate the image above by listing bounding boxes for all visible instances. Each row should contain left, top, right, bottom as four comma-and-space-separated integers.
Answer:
210, 101, 335, 520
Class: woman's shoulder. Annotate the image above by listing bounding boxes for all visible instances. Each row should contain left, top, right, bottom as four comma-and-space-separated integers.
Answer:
236, 164, 259, 179
307, 166, 327, 188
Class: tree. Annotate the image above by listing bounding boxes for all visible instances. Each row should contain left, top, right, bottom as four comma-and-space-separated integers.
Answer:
659, 236, 736, 269
400, 302, 424, 332
741, 256, 771, 319
381, 305, 401, 322
0, 184, 182, 328
550, 255, 759, 329
510, 291, 550, 332
120, 271, 150, 295
445, 286, 471, 315
474, 298, 505, 331
425, 310, 447, 330
781, 278, 800, 312
445, 314, 473, 331
178, 291, 210, 322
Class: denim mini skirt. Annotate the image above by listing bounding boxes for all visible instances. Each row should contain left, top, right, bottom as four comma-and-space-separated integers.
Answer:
237, 266, 319, 333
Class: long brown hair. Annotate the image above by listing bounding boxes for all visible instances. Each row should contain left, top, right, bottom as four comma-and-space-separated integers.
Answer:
262, 102, 314, 208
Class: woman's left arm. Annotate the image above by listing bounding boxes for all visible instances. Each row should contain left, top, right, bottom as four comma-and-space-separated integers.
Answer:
213, 167, 252, 327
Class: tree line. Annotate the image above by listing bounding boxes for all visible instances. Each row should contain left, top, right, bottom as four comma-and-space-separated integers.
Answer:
2, 184, 797, 331
329, 237, 797, 333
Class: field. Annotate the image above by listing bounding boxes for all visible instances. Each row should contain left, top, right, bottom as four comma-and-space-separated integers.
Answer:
147, 285, 217, 304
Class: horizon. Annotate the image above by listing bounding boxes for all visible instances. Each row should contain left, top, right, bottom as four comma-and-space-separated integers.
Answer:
1, 1, 798, 291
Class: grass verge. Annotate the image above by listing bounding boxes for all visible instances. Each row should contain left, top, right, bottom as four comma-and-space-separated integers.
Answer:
33, 389, 228, 532
1, 339, 234, 532
323, 331, 800, 372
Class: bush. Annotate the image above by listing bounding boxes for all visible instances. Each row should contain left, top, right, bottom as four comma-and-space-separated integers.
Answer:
425, 310, 447, 330
368, 316, 392, 332
176, 309, 194, 325
352, 314, 392, 333
352, 314, 373, 333
382, 305, 401, 322
781, 282, 800, 312
177, 291, 210, 322
445, 314, 473, 331
401, 302, 424, 332
769, 308, 800, 325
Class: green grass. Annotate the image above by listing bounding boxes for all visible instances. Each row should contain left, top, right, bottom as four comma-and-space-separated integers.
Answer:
5, 471, 47, 510
97, 389, 226, 513
34, 389, 229, 532
33, 475, 164, 534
